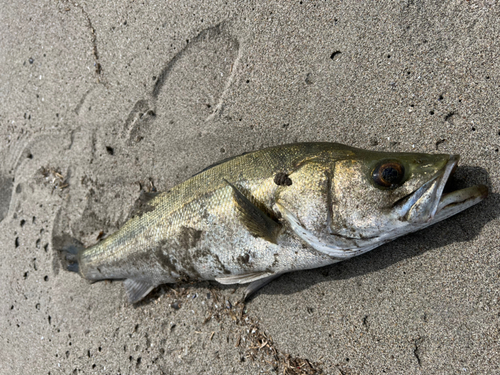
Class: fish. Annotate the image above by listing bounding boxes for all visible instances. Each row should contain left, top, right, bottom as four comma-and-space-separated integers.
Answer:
58, 142, 488, 303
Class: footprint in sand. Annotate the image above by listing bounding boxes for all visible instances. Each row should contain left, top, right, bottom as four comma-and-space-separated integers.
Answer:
0, 136, 34, 223
123, 22, 241, 144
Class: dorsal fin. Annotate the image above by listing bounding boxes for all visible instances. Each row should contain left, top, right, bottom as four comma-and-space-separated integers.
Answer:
224, 180, 282, 244
191, 152, 251, 177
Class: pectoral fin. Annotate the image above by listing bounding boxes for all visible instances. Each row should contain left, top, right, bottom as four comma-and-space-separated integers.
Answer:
123, 279, 156, 304
225, 179, 282, 243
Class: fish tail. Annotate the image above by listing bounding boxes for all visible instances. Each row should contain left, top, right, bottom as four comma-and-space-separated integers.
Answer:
53, 233, 85, 273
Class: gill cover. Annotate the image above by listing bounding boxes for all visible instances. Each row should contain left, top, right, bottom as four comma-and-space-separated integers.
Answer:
275, 146, 486, 259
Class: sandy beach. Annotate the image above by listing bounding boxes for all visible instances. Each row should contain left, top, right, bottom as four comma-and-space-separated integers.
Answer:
1, 1, 499, 374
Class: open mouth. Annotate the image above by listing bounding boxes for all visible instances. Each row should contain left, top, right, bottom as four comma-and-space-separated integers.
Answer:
398, 155, 488, 223
427, 154, 461, 218
434, 158, 488, 220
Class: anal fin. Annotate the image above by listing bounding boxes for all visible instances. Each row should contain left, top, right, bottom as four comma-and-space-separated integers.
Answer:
244, 273, 284, 300
123, 279, 156, 304
225, 179, 282, 243
215, 271, 274, 285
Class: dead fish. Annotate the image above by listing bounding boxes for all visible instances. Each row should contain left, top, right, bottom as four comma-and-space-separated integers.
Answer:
59, 143, 488, 303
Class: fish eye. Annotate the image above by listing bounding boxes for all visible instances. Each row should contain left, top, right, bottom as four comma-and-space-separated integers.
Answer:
372, 160, 405, 189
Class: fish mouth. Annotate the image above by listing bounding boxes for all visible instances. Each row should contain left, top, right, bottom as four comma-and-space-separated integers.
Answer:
399, 155, 488, 224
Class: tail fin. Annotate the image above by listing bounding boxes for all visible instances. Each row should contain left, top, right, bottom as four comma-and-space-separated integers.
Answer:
53, 233, 85, 273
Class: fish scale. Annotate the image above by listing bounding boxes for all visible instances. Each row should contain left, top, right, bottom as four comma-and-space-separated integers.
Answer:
58, 143, 488, 303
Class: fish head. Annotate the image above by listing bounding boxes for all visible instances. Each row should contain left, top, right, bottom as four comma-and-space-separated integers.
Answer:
276, 147, 488, 258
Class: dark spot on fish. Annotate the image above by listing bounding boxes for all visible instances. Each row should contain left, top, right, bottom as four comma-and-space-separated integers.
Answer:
129, 190, 159, 219
199, 208, 210, 220
177, 227, 203, 250
169, 230, 206, 279
154, 240, 175, 276
274, 172, 292, 186
213, 253, 231, 274
154, 239, 200, 280
178, 272, 191, 283
272, 253, 280, 267
96, 231, 105, 241
182, 264, 200, 280
192, 247, 212, 260
237, 253, 250, 266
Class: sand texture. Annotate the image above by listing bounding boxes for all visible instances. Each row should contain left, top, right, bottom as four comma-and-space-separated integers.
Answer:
1, 1, 499, 374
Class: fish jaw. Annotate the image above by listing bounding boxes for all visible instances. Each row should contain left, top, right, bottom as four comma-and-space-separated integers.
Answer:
401, 155, 488, 225
376, 182, 489, 249
428, 183, 488, 226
